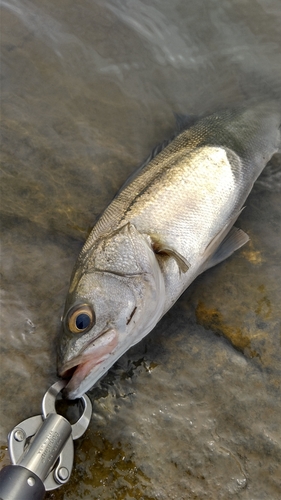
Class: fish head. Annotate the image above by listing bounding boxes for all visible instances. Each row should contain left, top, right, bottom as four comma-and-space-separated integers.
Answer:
57, 223, 165, 399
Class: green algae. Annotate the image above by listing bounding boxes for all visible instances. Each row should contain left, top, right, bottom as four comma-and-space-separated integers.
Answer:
255, 285, 272, 319
0, 445, 10, 469
195, 300, 259, 358
45, 432, 155, 500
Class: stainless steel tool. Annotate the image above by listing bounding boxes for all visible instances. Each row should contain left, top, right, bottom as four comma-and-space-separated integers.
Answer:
0, 380, 92, 500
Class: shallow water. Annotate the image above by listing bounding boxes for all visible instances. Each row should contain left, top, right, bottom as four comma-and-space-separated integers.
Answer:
1, 0, 281, 498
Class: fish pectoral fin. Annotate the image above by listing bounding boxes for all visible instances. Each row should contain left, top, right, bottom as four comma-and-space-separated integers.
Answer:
201, 226, 249, 273
200, 207, 246, 261
151, 236, 190, 273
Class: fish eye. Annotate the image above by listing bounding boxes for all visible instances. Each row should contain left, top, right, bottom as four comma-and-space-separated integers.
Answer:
67, 304, 95, 334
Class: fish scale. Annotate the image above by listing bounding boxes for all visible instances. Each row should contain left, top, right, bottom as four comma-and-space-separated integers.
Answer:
57, 101, 281, 399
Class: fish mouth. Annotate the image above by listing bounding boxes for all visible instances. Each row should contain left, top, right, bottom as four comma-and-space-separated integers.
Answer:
58, 329, 118, 399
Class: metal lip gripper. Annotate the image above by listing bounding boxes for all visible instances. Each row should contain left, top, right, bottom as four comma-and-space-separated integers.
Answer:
0, 380, 92, 500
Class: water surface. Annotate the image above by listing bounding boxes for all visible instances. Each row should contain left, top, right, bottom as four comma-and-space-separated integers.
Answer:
1, 1, 281, 499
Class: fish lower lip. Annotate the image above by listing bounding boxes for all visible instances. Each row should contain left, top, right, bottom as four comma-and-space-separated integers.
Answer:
59, 365, 78, 380
58, 328, 113, 377
59, 329, 118, 398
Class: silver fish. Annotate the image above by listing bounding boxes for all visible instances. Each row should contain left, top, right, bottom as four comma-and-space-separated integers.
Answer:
57, 102, 281, 399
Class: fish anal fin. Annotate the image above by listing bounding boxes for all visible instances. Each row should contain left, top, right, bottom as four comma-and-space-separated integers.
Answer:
201, 226, 249, 273
151, 235, 190, 273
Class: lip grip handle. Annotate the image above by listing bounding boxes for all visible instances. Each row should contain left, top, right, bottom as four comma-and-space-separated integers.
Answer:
0, 464, 45, 500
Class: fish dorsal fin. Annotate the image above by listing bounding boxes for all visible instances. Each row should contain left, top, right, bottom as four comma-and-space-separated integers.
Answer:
117, 137, 175, 194
174, 113, 201, 132
114, 113, 201, 195
150, 234, 190, 273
